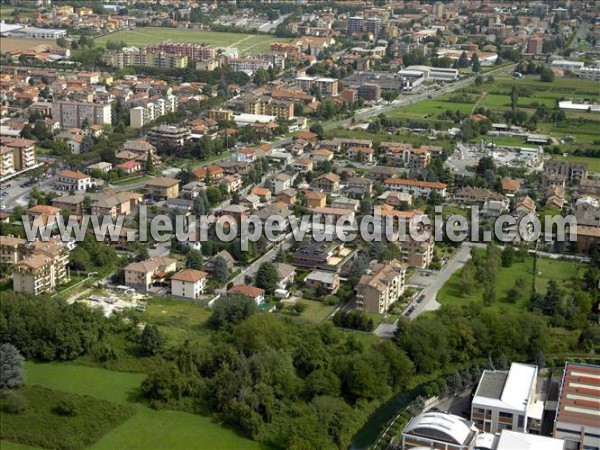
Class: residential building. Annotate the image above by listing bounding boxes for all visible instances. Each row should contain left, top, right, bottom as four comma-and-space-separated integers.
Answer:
56, 170, 92, 191
402, 412, 479, 450
384, 178, 447, 199
192, 164, 224, 181
270, 173, 292, 195
304, 270, 340, 294
123, 256, 177, 292
130, 95, 178, 129
312, 173, 340, 192
147, 125, 191, 150
144, 177, 180, 200
170, 269, 207, 300
365, 17, 382, 37
275, 263, 296, 290
346, 177, 373, 196
312, 149, 334, 162
489, 430, 565, 450
12, 240, 69, 295
378, 191, 413, 208
292, 158, 314, 172
346, 146, 374, 162
228, 58, 272, 74
0, 235, 25, 264
471, 363, 543, 434
358, 83, 381, 102
294, 76, 339, 97
526, 35, 544, 55
400, 235, 435, 269
227, 285, 265, 305
355, 259, 407, 313
204, 250, 235, 274
346, 16, 363, 34
502, 178, 521, 196
306, 191, 327, 208
544, 160, 588, 182
553, 362, 600, 450
1, 137, 37, 172
52, 100, 112, 128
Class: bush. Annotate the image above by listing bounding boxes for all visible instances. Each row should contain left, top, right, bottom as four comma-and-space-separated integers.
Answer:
53, 400, 77, 417
1, 391, 27, 414
292, 302, 308, 314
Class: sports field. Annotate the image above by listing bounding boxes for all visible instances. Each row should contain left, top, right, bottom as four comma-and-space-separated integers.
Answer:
2, 362, 261, 450
96, 28, 292, 53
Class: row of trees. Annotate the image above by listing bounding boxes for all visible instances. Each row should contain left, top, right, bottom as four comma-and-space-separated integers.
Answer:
332, 310, 375, 332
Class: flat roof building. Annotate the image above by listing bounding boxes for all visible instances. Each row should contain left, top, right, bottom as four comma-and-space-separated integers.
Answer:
553, 362, 600, 450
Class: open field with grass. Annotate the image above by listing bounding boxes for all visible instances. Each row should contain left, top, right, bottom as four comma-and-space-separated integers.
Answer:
284, 299, 336, 323
0, 38, 53, 52
11, 362, 262, 450
534, 258, 584, 294
438, 257, 534, 312
96, 28, 291, 53
1, 384, 134, 450
438, 255, 584, 311
551, 154, 600, 172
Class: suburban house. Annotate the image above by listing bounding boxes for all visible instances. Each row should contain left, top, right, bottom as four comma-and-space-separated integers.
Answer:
471, 363, 543, 434
0, 235, 24, 264
123, 256, 177, 292
222, 174, 243, 193
276, 263, 296, 290
346, 146, 374, 162
400, 235, 435, 269
311, 148, 334, 162
204, 250, 235, 273
270, 173, 293, 195
56, 170, 92, 191
116, 160, 142, 174
144, 178, 180, 200
304, 270, 340, 294
192, 164, 224, 181
27, 205, 61, 228
312, 173, 340, 192
378, 191, 413, 208
170, 269, 208, 300
292, 241, 353, 271
240, 194, 261, 211
227, 284, 265, 305
277, 189, 297, 205
306, 191, 327, 208
346, 177, 373, 196
251, 186, 272, 202
515, 196, 536, 214
292, 158, 314, 172
501, 178, 520, 197
355, 259, 407, 313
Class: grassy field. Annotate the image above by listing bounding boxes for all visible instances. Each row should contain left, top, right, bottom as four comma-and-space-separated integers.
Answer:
535, 258, 583, 294
14, 362, 262, 450
129, 297, 213, 343
438, 255, 584, 311
96, 28, 291, 53
1, 384, 134, 450
551, 154, 600, 172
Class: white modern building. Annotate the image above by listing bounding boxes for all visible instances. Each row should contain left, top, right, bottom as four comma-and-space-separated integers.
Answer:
471, 363, 544, 434
401, 412, 479, 450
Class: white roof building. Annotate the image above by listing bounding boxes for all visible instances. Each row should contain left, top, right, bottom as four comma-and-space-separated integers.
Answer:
402, 412, 479, 450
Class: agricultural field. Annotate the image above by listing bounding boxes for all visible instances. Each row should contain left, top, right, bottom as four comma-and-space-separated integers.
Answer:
95, 28, 292, 53
2, 362, 261, 450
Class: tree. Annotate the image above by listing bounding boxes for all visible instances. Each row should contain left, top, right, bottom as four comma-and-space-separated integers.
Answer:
474, 75, 484, 86
540, 67, 555, 82
253, 69, 269, 86
212, 256, 229, 282
208, 295, 257, 330
309, 123, 324, 138
501, 246, 515, 267
186, 249, 204, 270
140, 325, 164, 356
471, 53, 481, 72
457, 51, 470, 68
146, 151, 155, 174
56, 36, 67, 48
255, 262, 280, 294
0, 343, 26, 389
81, 135, 94, 153
510, 86, 518, 111
192, 194, 206, 215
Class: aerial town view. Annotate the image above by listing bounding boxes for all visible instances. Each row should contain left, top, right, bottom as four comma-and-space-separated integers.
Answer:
0, 0, 598, 449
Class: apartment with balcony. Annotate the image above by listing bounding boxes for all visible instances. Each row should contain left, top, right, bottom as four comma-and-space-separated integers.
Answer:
471, 363, 543, 434
355, 259, 407, 313
383, 178, 447, 199
124, 256, 177, 292
0, 137, 37, 172
52, 100, 112, 128
12, 240, 70, 295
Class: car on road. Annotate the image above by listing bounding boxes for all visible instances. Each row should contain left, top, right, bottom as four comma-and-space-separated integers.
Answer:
406, 306, 416, 315
417, 294, 425, 303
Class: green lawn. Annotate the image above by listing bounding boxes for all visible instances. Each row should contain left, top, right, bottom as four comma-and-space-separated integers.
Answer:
127, 297, 213, 343
551, 154, 600, 172
535, 258, 583, 294
295, 299, 336, 323
96, 28, 291, 53
1, 384, 134, 450
16, 362, 262, 450
386, 100, 473, 119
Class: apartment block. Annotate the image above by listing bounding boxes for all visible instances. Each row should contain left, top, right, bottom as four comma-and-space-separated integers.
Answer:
124, 257, 177, 292
147, 125, 191, 149
400, 234, 434, 269
471, 363, 543, 434
52, 100, 112, 128
12, 240, 70, 295
170, 269, 208, 300
130, 95, 178, 129
384, 178, 447, 199
355, 259, 407, 313
144, 177, 180, 200
294, 76, 339, 97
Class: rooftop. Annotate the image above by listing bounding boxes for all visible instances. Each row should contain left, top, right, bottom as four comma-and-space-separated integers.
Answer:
473, 363, 538, 412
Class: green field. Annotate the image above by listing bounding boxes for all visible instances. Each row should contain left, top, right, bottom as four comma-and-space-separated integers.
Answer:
438, 255, 583, 311
1, 384, 133, 450
96, 28, 291, 53
9, 362, 261, 450
294, 299, 336, 323
551, 154, 600, 172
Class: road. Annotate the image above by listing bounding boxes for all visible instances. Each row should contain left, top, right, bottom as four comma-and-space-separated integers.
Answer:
374, 242, 473, 338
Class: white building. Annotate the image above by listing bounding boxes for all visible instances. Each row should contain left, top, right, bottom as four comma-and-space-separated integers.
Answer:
170, 269, 207, 300
56, 170, 92, 191
471, 363, 543, 434
52, 100, 112, 129
383, 178, 447, 199
401, 412, 479, 450
130, 96, 178, 129
551, 60, 585, 71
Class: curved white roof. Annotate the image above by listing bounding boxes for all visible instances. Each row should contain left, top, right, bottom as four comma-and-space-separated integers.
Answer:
403, 412, 478, 445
